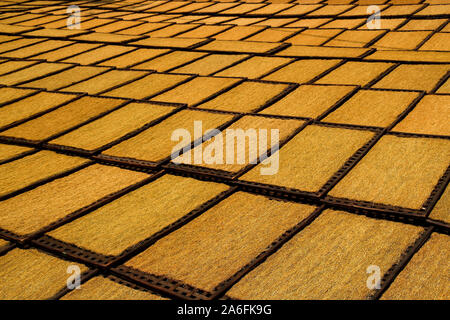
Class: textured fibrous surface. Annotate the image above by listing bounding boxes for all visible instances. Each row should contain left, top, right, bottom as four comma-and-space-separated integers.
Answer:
372, 64, 450, 92
48, 175, 229, 256
2, 97, 127, 141
392, 95, 450, 136
215, 56, 292, 79
0, 164, 149, 235
125, 192, 317, 291
241, 125, 375, 192
103, 109, 234, 162
329, 136, 450, 209
61, 277, 168, 300
323, 90, 420, 127
0, 150, 89, 197
315, 61, 394, 86
0, 238, 9, 249
61, 69, 148, 95
429, 185, 450, 224
0, 62, 68, 85
260, 85, 355, 118
21, 66, 108, 91
0, 87, 35, 105
0, 249, 88, 300
50, 103, 176, 151
172, 54, 248, 76
153, 76, 240, 105
0, 92, 75, 129
0, 0, 448, 301
263, 59, 341, 83
198, 81, 289, 113
102, 73, 190, 99
172, 115, 304, 172
382, 234, 450, 300
133, 51, 207, 72
227, 210, 423, 300
0, 143, 32, 162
